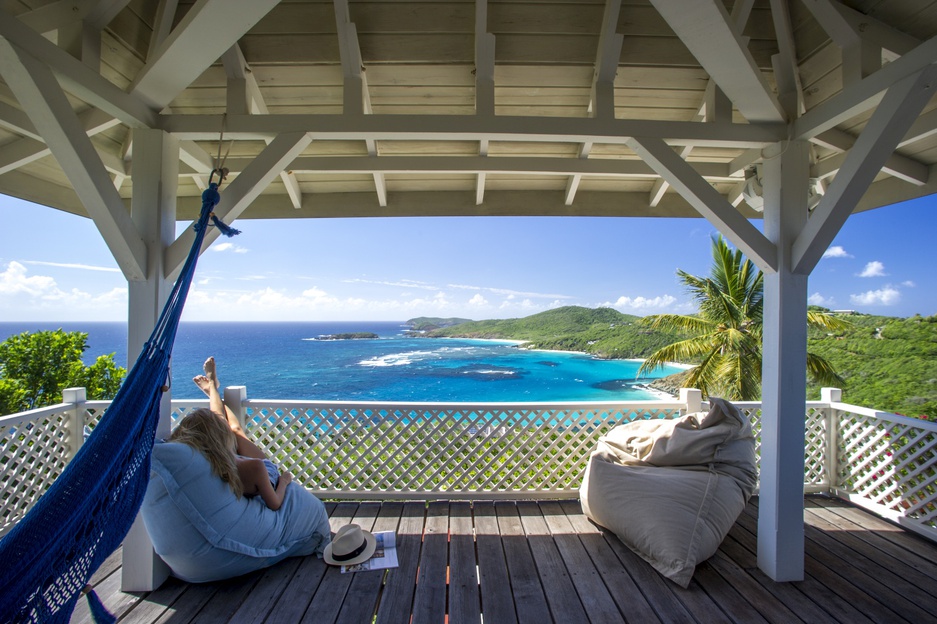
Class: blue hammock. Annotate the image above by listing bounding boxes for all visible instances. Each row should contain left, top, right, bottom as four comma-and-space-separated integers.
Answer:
0, 184, 236, 623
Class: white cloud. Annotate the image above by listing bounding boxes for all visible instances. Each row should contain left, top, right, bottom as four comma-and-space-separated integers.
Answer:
211, 242, 248, 254
22, 260, 120, 272
468, 293, 488, 307
605, 294, 678, 312
448, 283, 572, 300
850, 287, 900, 306
858, 261, 886, 277
808, 292, 834, 307
0, 261, 127, 318
902, 280, 916, 288
822, 246, 852, 259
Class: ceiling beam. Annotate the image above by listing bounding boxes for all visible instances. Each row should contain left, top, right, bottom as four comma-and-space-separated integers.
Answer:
627, 136, 777, 271
165, 132, 313, 279
13, 0, 96, 34
811, 128, 929, 185
648, 0, 786, 123
793, 34, 937, 140
159, 114, 785, 147
334, 0, 384, 206
0, 8, 157, 127
0, 38, 145, 280
793, 66, 937, 275
130, 0, 281, 111
650, 0, 752, 207
222, 44, 304, 209
218, 154, 740, 181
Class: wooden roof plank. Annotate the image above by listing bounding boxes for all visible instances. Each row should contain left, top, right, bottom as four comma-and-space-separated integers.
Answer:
794, 65, 937, 274
648, 0, 786, 123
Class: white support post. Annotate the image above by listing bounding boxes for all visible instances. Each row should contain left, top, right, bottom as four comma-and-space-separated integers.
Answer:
61, 387, 87, 460
121, 129, 178, 592
821, 387, 843, 493
224, 385, 248, 430
758, 139, 809, 582
679, 388, 702, 414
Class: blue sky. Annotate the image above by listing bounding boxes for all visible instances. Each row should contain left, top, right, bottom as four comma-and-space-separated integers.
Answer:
1, 193, 934, 322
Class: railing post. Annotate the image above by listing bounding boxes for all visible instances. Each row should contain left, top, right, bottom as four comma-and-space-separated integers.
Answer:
680, 388, 702, 414
61, 387, 86, 461
821, 387, 842, 494
224, 386, 248, 430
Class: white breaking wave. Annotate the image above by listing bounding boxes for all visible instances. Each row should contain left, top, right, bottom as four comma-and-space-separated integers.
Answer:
358, 349, 437, 367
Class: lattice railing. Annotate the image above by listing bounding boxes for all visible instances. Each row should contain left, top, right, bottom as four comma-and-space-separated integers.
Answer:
238, 400, 687, 499
3, 389, 936, 543
0, 404, 79, 536
830, 403, 937, 540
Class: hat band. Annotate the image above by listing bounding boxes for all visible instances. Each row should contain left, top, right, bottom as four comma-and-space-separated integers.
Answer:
332, 540, 369, 562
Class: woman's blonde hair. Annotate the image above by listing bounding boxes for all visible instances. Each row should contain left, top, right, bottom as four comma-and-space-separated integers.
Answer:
170, 408, 243, 498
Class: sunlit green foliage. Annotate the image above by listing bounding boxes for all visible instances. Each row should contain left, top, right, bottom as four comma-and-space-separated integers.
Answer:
0, 329, 126, 415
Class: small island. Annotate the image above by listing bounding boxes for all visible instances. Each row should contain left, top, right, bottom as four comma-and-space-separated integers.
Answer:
315, 332, 379, 341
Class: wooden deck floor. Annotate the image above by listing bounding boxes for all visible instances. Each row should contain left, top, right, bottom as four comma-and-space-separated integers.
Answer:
72, 496, 937, 624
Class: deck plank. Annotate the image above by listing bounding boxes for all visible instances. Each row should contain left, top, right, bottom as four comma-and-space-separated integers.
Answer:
494, 501, 553, 624
300, 501, 361, 624
410, 500, 449, 624
515, 501, 589, 623
557, 500, 664, 624
449, 501, 482, 624
374, 501, 425, 624
473, 501, 519, 624
71, 496, 937, 624
536, 501, 623, 623
335, 502, 403, 624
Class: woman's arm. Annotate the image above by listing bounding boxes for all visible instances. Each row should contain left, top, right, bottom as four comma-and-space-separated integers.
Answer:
239, 458, 292, 510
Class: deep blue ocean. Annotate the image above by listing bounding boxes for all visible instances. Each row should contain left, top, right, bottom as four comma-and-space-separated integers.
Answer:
0, 322, 684, 402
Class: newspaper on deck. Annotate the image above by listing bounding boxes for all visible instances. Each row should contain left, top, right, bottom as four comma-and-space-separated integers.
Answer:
340, 531, 398, 573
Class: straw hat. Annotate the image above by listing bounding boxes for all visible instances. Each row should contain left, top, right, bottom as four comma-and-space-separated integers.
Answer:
323, 524, 377, 566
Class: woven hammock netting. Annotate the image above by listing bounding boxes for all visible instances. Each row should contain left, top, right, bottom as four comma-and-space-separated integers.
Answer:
0, 184, 233, 623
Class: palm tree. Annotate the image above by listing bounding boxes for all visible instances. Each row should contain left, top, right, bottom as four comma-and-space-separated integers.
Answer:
638, 235, 846, 400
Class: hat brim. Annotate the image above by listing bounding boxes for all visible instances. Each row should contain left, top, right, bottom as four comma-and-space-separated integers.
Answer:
323, 530, 377, 566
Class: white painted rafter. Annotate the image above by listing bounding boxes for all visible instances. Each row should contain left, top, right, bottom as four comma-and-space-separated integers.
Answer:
648, 0, 786, 123
222, 45, 304, 209
130, 0, 281, 111
475, 0, 495, 204
828, 0, 920, 57
0, 38, 145, 279
793, 34, 937, 140
649, 0, 753, 207
0, 107, 121, 174
165, 132, 313, 278
334, 0, 384, 207
251, 153, 740, 181
0, 9, 156, 127
793, 66, 937, 275
812, 128, 928, 185
159, 114, 784, 147
801, 0, 880, 85
148, 0, 180, 61
627, 136, 777, 271
13, 0, 96, 34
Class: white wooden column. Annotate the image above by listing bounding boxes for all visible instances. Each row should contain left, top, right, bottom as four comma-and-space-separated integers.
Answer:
121, 128, 178, 591
758, 139, 809, 581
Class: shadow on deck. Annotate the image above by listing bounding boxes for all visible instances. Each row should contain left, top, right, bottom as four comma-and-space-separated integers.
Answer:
73, 496, 937, 624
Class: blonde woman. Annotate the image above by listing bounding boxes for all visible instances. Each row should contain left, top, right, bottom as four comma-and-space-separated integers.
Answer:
170, 357, 292, 510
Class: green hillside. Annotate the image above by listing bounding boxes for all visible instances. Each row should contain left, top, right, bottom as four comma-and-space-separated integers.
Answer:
806, 312, 937, 419
412, 306, 937, 420
418, 306, 681, 360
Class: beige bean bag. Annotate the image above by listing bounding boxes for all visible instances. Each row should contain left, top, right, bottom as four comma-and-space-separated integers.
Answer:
580, 398, 756, 587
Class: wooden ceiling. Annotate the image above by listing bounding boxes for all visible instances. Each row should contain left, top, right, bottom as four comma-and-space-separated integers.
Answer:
1, 0, 936, 224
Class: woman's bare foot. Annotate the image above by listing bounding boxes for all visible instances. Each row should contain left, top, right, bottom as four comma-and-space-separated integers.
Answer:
203, 357, 220, 389
193, 374, 213, 397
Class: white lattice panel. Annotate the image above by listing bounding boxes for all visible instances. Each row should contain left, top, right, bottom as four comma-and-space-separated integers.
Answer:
241, 401, 686, 498
0, 409, 73, 536
834, 407, 937, 535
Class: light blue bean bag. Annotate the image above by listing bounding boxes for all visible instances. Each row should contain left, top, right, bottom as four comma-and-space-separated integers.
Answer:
142, 441, 331, 583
